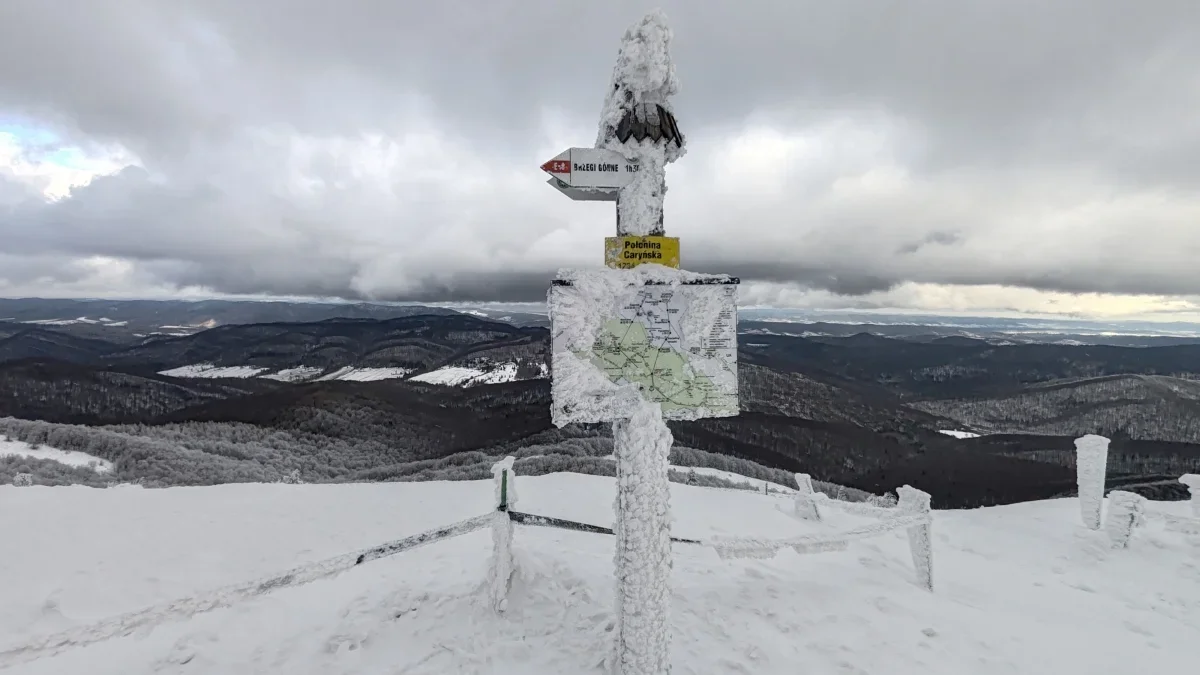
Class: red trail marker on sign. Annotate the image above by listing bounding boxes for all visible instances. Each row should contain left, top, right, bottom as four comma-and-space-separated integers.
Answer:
541, 159, 570, 175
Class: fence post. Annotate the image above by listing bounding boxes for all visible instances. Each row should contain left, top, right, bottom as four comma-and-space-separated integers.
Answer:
1180, 474, 1200, 518
1104, 490, 1146, 549
1075, 434, 1110, 530
793, 473, 821, 521
897, 485, 934, 591
487, 457, 517, 612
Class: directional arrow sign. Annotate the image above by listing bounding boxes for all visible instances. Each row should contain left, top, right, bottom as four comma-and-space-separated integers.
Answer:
540, 147, 639, 190
546, 178, 618, 202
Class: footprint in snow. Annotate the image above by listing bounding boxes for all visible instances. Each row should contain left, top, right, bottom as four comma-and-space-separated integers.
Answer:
1123, 621, 1153, 637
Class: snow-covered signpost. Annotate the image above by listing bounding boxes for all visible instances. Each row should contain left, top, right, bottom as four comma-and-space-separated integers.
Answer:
544, 12, 738, 675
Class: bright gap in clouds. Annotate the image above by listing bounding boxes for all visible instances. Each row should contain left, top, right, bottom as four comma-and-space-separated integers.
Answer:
0, 124, 135, 201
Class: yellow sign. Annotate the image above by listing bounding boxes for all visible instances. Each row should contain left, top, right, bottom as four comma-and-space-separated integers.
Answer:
604, 236, 680, 269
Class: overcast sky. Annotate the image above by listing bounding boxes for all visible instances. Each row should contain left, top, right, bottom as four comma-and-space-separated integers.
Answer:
2, 0, 1199, 320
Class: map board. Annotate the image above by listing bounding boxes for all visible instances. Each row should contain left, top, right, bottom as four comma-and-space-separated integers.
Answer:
549, 272, 739, 425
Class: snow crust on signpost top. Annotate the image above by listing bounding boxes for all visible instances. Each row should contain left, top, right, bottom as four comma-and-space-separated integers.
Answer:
596, 10, 685, 237
596, 10, 684, 162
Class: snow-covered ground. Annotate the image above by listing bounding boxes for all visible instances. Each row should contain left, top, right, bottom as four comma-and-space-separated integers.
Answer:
1, 474, 1195, 674
0, 439, 112, 473
259, 366, 324, 382
409, 362, 520, 386
314, 367, 412, 382
672, 464, 790, 492
158, 364, 268, 379
20, 317, 127, 328
938, 429, 982, 439
157, 362, 527, 385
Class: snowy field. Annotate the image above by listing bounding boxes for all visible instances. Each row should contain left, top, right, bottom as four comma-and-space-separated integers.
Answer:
409, 363, 519, 386
158, 362, 527, 386
1, 474, 1197, 674
0, 439, 113, 473
937, 429, 982, 439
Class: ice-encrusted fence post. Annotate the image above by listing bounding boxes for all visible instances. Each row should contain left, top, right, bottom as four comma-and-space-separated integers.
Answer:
1104, 490, 1146, 549
487, 457, 517, 612
611, 399, 673, 675
1075, 434, 1110, 530
1180, 474, 1200, 518
793, 473, 821, 521
897, 485, 934, 591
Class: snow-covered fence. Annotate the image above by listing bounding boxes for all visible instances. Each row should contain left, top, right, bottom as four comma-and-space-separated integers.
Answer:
1070, 436, 1200, 544
711, 483, 936, 590
1076, 434, 1109, 530
487, 457, 517, 612
793, 473, 821, 521
1104, 491, 1147, 549
0, 510, 497, 669
898, 486, 934, 591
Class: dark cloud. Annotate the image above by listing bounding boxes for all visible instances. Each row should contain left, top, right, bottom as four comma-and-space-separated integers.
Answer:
1, 0, 1198, 313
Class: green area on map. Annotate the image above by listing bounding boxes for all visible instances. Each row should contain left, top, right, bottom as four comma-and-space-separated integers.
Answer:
576, 318, 733, 415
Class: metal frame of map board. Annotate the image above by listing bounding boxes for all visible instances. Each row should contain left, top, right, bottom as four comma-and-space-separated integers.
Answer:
550, 277, 741, 287
549, 276, 740, 425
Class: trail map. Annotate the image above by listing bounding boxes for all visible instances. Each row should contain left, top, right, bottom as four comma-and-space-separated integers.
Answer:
550, 279, 738, 423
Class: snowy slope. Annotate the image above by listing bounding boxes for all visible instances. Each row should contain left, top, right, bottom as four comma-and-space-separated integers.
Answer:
158, 362, 525, 385
259, 366, 324, 382
1, 475, 1196, 674
937, 429, 982, 439
158, 364, 268, 379
314, 367, 413, 382
0, 439, 113, 474
409, 362, 520, 386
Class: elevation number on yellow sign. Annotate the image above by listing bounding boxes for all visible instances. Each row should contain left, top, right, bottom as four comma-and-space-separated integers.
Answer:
604, 236, 680, 269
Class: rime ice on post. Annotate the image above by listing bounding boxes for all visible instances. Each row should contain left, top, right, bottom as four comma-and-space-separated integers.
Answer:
492, 456, 517, 512
1180, 474, 1200, 518
611, 399, 673, 675
1075, 434, 1110, 530
1104, 490, 1146, 549
596, 10, 685, 238
487, 457, 516, 612
897, 485, 934, 591
794, 473, 822, 521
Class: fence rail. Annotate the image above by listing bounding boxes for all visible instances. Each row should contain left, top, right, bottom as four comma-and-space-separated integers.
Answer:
1, 459, 936, 670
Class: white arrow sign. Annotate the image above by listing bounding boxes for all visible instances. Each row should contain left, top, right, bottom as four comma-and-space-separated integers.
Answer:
546, 177, 619, 202
540, 147, 639, 190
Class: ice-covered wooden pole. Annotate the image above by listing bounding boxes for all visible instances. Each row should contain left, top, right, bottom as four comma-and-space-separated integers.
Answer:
486, 456, 517, 612
611, 399, 673, 675
1104, 490, 1146, 549
1180, 474, 1200, 517
793, 472, 821, 521
1075, 434, 1110, 530
897, 485, 934, 591
596, 12, 686, 674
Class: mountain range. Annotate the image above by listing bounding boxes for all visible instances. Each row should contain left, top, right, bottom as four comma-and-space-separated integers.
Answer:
2, 298, 1198, 508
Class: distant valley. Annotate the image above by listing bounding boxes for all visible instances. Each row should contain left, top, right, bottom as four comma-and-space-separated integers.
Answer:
2, 298, 1199, 508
